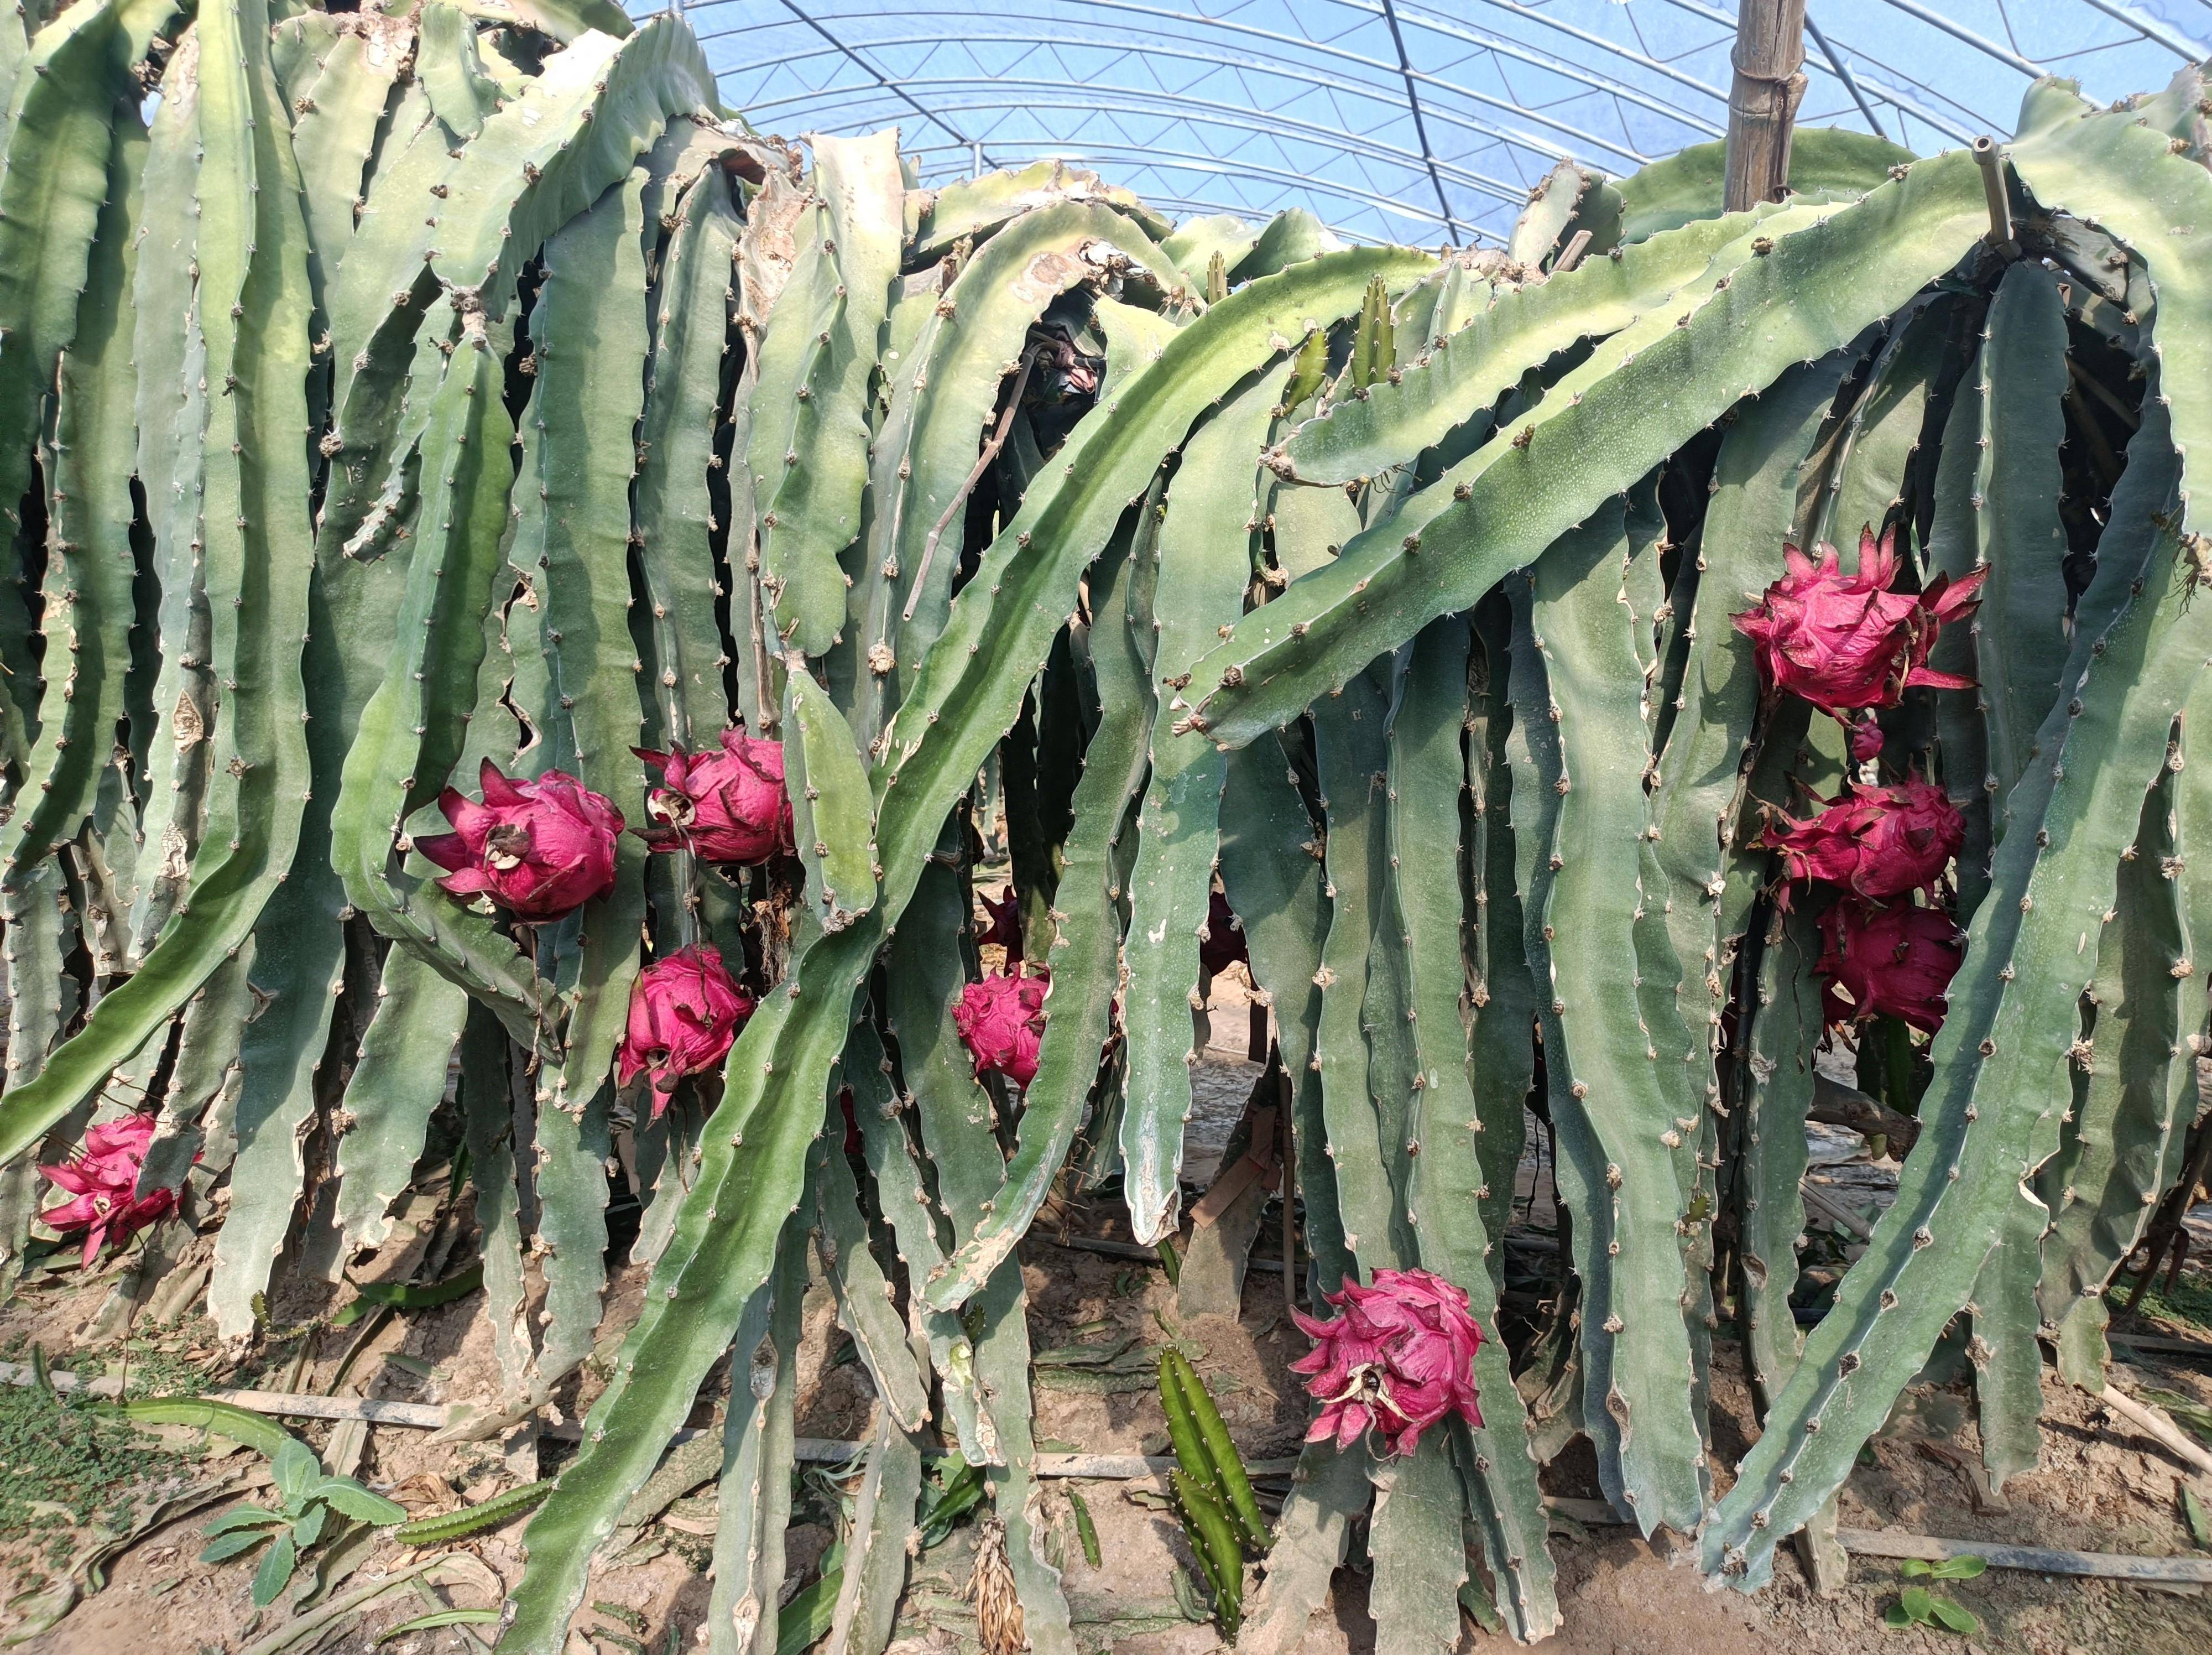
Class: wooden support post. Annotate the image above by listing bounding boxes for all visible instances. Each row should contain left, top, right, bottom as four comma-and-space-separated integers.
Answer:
1725, 0, 1808, 212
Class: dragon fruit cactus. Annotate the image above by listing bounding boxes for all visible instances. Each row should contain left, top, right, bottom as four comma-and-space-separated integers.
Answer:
635, 728, 795, 865
953, 970, 1048, 1089
1290, 1267, 1485, 1456
417, 759, 624, 921
618, 945, 756, 1110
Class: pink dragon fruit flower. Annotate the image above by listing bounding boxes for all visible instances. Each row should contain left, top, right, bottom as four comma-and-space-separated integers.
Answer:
38, 1113, 189, 1268
1288, 1267, 1484, 1458
416, 759, 623, 921
1763, 778, 1964, 906
953, 970, 1048, 1089
1816, 899, 1964, 1034
617, 945, 755, 1111
1732, 525, 1987, 727
634, 728, 794, 866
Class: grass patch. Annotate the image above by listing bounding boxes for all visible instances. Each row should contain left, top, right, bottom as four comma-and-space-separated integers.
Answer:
3, 1316, 217, 1401
2112, 1266, 2212, 1334
0, 1378, 189, 1587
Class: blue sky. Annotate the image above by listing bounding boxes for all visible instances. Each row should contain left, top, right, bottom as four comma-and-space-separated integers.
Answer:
676, 0, 2210, 244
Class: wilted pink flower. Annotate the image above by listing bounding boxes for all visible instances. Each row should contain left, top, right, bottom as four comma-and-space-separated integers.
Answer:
1817, 900, 1964, 1034
416, 759, 623, 920
976, 886, 1021, 961
635, 729, 793, 865
618, 945, 755, 1110
1290, 1267, 1484, 1457
1733, 527, 1986, 717
953, 970, 1048, 1088
1764, 778, 1963, 905
38, 1113, 188, 1268
1199, 887, 1247, 977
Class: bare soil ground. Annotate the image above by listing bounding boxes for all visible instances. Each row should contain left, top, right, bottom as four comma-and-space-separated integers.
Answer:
2, 1032, 2208, 1655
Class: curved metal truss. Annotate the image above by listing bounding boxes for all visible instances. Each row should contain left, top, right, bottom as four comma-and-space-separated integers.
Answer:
683, 0, 2211, 246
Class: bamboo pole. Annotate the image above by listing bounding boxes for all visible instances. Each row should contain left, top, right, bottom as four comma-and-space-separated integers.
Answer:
1725, 0, 1808, 211
0, 1360, 448, 1427
1837, 1529, 2212, 1585
2095, 1381, 2212, 1480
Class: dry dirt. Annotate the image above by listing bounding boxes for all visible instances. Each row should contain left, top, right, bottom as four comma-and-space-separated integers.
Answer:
2, 1031, 2208, 1655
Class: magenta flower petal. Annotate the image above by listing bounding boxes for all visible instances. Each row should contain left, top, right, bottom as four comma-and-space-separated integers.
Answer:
38, 1164, 95, 1197
976, 886, 1022, 959
39, 1193, 103, 1231
479, 758, 528, 808
439, 790, 494, 842
36, 1112, 192, 1267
